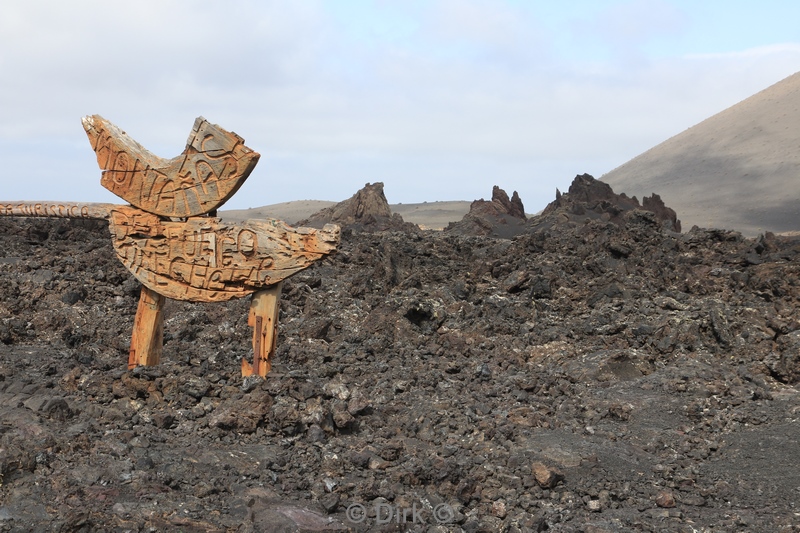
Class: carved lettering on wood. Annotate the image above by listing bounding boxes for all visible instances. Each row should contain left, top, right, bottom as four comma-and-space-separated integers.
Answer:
107, 206, 339, 302
82, 115, 260, 218
0, 202, 116, 219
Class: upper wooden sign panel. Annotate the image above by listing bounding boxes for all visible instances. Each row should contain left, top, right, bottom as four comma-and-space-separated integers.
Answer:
82, 115, 260, 218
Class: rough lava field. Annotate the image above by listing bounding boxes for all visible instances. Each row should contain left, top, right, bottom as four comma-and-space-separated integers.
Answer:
0, 176, 799, 532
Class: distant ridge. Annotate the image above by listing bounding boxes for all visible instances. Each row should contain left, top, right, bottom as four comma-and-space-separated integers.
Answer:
602, 71, 800, 236
221, 201, 336, 225
221, 200, 473, 229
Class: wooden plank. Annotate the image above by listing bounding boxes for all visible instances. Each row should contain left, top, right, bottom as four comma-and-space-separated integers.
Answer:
107, 206, 339, 302
82, 115, 260, 218
0, 202, 114, 220
243, 282, 283, 377
129, 285, 166, 369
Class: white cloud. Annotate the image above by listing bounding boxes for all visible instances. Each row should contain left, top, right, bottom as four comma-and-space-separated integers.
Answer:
0, 1, 798, 210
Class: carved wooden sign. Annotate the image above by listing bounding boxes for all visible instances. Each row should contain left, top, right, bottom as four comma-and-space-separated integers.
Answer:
107, 206, 339, 302
83, 115, 260, 218
1, 116, 339, 377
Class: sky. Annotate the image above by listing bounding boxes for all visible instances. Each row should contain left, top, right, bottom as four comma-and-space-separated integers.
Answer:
1, 0, 799, 213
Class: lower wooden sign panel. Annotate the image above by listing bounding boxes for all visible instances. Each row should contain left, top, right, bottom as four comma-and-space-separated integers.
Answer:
107, 206, 339, 302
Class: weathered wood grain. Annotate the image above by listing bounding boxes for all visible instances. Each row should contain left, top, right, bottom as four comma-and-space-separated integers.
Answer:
82, 115, 260, 218
107, 206, 339, 302
0, 201, 116, 219
242, 282, 283, 377
128, 285, 165, 368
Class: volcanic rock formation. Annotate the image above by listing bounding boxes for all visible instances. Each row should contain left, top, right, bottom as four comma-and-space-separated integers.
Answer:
299, 182, 415, 232
542, 173, 681, 232
446, 185, 528, 238
448, 176, 680, 239
1, 193, 799, 530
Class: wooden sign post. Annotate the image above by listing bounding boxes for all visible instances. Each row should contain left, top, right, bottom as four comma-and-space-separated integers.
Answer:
0, 116, 339, 377
243, 282, 284, 377
129, 286, 166, 369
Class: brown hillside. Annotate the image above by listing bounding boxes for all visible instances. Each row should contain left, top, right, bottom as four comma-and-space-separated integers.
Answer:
602, 71, 800, 236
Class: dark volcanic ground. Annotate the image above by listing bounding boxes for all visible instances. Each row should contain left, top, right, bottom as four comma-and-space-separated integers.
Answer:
0, 199, 799, 531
